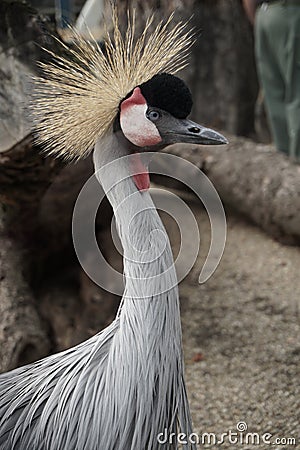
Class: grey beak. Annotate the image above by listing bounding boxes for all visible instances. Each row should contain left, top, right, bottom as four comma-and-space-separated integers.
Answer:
196, 126, 229, 145
174, 118, 228, 145
157, 115, 229, 146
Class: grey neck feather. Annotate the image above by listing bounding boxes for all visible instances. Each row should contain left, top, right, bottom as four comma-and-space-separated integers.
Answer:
91, 133, 194, 448
93, 132, 179, 304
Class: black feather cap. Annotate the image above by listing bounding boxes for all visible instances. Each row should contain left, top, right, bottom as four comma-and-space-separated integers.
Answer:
139, 73, 193, 119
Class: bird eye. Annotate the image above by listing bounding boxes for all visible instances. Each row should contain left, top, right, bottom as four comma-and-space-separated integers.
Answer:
147, 110, 161, 122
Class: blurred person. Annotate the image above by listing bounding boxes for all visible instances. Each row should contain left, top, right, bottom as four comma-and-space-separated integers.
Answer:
243, 0, 300, 161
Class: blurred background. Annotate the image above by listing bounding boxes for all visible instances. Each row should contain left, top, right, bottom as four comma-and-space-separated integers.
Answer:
0, 0, 299, 444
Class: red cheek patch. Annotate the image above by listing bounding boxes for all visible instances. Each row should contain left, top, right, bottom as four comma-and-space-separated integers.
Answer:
120, 87, 162, 147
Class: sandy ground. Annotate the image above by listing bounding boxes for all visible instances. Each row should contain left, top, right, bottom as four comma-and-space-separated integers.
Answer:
177, 205, 300, 449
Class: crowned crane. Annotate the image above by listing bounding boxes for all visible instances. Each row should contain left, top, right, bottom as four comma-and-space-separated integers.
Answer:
0, 10, 227, 450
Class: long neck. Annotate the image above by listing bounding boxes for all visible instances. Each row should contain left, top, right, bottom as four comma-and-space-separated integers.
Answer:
93, 133, 181, 335
92, 135, 191, 449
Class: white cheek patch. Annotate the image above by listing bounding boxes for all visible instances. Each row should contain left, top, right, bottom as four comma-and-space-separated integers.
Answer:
120, 88, 162, 147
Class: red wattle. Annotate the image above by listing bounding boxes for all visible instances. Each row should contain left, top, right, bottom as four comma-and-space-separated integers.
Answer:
130, 154, 150, 191
133, 173, 150, 191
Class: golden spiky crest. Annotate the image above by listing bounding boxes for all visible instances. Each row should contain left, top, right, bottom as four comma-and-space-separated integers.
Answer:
32, 9, 194, 161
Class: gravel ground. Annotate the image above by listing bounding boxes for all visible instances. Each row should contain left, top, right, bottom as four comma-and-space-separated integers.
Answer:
178, 206, 300, 450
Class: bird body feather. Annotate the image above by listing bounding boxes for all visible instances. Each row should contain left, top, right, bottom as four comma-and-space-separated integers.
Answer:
0, 134, 195, 449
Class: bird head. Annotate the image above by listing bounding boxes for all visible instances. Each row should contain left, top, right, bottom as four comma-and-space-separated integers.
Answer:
116, 73, 227, 190
119, 73, 227, 149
